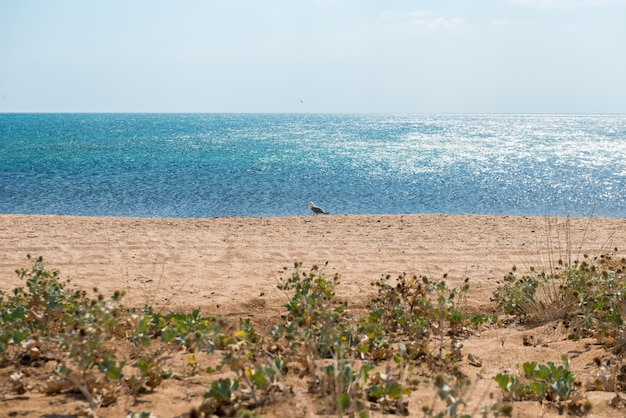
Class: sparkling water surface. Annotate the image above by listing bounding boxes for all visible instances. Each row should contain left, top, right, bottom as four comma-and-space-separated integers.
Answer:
1, 113, 625, 218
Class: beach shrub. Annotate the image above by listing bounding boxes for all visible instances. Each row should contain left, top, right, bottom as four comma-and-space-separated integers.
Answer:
160, 308, 235, 353
0, 256, 130, 407
493, 265, 576, 326
270, 263, 418, 416
493, 251, 626, 348
363, 273, 491, 365
271, 262, 358, 359
271, 262, 373, 415
270, 264, 491, 416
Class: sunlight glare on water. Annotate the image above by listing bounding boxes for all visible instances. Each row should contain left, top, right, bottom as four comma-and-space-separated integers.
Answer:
0, 113, 625, 217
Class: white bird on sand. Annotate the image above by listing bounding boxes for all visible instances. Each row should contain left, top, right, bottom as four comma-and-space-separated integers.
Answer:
308, 201, 329, 215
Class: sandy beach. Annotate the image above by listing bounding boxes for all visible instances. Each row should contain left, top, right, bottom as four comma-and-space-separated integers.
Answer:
1, 213, 626, 417
1, 214, 624, 313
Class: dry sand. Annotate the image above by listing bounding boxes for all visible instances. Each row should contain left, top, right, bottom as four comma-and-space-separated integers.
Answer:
1, 214, 626, 417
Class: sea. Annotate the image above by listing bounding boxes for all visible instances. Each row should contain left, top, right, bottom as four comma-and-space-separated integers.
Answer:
1, 113, 625, 218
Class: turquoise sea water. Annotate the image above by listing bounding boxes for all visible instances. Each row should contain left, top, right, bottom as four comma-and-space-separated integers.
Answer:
1, 113, 625, 218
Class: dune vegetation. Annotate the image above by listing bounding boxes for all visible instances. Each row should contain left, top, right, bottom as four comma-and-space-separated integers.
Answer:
2, 250, 626, 417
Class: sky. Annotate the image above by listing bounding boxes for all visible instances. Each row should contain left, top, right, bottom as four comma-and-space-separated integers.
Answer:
1, 0, 625, 114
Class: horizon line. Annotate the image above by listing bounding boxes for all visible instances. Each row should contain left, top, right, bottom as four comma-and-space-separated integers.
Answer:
2, 111, 626, 116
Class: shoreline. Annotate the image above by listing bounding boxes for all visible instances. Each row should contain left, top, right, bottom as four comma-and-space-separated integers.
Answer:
1, 211, 624, 219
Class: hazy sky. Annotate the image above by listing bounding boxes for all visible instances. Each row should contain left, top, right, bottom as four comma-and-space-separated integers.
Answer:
1, 0, 625, 113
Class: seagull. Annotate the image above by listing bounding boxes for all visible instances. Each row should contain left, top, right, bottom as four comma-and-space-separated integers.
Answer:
308, 201, 329, 215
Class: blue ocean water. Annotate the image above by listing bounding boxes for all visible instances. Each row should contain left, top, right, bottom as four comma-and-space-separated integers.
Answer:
1, 113, 625, 218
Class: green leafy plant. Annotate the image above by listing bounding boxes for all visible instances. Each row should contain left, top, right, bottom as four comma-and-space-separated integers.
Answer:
201, 378, 241, 416
160, 308, 233, 353
494, 356, 588, 414
493, 373, 524, 401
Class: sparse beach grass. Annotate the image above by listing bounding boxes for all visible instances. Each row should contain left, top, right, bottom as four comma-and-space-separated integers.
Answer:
2, 242, 626, 417
1, 214, 626, 417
